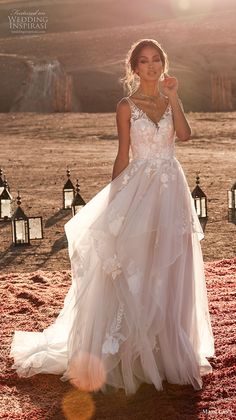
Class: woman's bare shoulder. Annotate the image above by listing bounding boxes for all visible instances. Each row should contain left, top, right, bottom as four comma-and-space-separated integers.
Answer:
116, 97, 131, 119
116, 96, 129, 107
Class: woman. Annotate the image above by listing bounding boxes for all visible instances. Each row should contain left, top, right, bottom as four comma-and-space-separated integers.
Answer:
10, 38, 215, 396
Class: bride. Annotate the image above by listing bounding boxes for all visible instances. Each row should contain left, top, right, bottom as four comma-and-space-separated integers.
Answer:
10, 38, 215, 395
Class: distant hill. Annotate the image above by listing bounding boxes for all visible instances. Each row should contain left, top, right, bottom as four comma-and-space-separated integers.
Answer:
0, 0, 235, 112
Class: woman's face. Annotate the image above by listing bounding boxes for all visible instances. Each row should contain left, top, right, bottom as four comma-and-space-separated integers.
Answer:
134, 46, 164, 82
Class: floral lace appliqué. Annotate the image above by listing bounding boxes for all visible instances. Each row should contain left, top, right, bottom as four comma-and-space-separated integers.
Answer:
126, 259, 142, 295
102, 254, 122, 279
144, 159, 162, 177
161, 172, 169, 188
118, 160, 143, 192
126, 96, 176, 161
92, 230, 107, 260
108, 207, 125, 236
160, 163, 177, 190
121, 174, 130, 186
92, 231, 122, 279
127, 97, 171, 129
102, 302, 126, 354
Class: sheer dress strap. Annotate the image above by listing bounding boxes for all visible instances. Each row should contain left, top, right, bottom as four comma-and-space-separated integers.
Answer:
124, 96, 135, 110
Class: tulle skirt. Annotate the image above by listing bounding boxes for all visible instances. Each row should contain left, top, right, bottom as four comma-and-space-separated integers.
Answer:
10, 156, 215, 395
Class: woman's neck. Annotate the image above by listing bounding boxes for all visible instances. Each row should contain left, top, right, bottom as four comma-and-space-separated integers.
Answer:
135, 85, 161, 98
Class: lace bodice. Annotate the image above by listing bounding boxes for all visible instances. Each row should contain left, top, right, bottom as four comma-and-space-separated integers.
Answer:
125, 97, 175, 160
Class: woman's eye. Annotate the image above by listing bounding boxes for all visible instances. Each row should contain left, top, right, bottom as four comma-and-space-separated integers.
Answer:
140, 59, 160, 64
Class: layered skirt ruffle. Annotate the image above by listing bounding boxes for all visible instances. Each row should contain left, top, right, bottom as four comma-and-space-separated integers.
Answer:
10, 156, 215, 395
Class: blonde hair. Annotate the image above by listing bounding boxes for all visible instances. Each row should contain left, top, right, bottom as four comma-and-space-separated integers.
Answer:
119, 38, 169, 96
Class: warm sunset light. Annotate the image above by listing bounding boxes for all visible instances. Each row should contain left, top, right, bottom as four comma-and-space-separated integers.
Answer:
67, 351, 106, 392
171, 0, 215, 14
2, 0, 235, 418
62, 388, 95, 420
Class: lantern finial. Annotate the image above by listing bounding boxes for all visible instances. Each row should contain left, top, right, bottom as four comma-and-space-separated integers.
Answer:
67, 168, 71, 178
17, 191, 21, 206
76, 179, 80, 193
71, 178, 86, 216
0, 168, 3, 187
3, 175, 8, 188
196, 172, 200, 186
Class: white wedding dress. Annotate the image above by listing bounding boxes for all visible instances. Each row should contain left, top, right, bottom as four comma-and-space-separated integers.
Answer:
10, 96, 215, 395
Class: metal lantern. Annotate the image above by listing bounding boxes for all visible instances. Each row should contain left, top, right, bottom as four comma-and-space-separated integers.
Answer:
11, 191, 30, 245
71, 179, 86, 216
3, 174, 11, 192
0, 178, 13, 220
228, 181, 236, 224
191, 173, 208, 232
63, 168, 75, 209
11, 191, 43, 246
0, 171, 11, 195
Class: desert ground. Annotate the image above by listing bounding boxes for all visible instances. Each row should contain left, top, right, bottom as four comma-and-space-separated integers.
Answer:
1, 258, 235, 419
0, 110, 235, 419
0, 110, 236, 272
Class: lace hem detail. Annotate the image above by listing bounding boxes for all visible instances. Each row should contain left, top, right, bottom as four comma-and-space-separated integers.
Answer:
102, 302, 126, 354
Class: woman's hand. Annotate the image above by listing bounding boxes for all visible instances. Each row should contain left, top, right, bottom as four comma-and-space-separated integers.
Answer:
160, 73, 178, 98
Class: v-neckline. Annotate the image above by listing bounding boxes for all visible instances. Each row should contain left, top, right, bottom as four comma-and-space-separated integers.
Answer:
127, 96, 171, 127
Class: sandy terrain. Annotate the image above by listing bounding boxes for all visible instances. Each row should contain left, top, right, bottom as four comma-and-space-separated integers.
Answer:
1, 258, 235, 419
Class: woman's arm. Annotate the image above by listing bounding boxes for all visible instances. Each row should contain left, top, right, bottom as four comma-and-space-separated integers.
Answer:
111, 99, 131, 181
169, 93, 192, 141
161, 74, 191, 141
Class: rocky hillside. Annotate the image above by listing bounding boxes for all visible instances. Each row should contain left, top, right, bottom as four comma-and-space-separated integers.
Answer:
0, 1, 235, 112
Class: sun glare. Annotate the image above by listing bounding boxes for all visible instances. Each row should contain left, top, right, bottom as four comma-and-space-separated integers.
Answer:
171, 0, 215, 14
62, 388, 95, 420
67, 351, 106, 392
